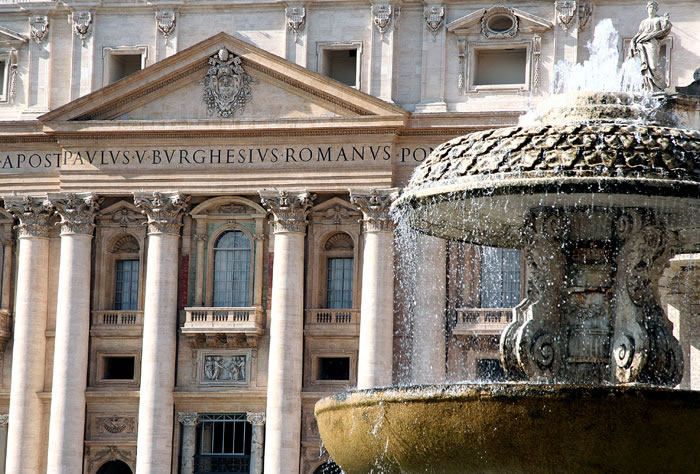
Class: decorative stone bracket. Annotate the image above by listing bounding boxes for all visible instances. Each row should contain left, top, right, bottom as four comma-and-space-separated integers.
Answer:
71, 11, 92, 45
156, 10, 177, 38
371, 3, 400, 39
286, 6, 306, 42
29, 16, 49, 44
424, 6, 445, 39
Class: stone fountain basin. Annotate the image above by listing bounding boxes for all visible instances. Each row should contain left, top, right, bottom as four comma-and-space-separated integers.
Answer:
315, 383, 700, 473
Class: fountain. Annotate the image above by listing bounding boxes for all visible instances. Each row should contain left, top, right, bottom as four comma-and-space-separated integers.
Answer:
315, 12, 700, 474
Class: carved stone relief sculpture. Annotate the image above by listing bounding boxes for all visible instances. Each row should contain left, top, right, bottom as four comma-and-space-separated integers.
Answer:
29, 16, 49, 44
155, 10, 177, 38
578, 2, 593, 31
556, 1, 577, 32
201, 48, 254, 118
202, 354, 247, 383
286, 6, 306, 42
95, 416, 136, 435
424, 6, 445, 39
371, 4, 399, 38
72, 11, 92, 45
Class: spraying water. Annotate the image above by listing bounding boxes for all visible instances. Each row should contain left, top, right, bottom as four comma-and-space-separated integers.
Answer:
552, 19, 644, 94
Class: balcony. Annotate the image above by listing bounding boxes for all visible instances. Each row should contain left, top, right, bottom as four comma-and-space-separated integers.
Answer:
182, 306, 265, 348
304, 309, 360, 336
90, 310, 143, 336
453, 308, 513, 336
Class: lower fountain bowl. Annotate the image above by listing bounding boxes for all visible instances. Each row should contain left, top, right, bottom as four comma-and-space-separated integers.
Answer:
314, 383, 700, 473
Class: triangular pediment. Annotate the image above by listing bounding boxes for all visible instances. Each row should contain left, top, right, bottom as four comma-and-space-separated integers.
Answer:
39, 32, 407, 123
0, 26, 28, 47
447, 7, 553, 35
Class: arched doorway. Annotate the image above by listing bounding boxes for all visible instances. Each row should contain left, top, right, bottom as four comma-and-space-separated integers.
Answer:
313, 462, 344, 474
96, 460, 133, 474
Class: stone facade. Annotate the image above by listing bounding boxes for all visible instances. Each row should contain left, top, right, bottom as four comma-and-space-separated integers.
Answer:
0, 1, 697, 473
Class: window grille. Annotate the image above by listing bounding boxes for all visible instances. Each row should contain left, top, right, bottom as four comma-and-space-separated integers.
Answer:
114, 259, 139, 310
213, 231, 252, 307
196, 413, 251, 474
479, 246, 521, 308
326, 257, 353, 309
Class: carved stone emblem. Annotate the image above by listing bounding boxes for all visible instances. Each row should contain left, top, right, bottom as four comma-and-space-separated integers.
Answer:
285, 6, 306, 42
156, 10, 176, 38
424, 6, 445, 38
481, 7, 518, 39
47, 192, 101, 236
133, 191, 189, 235
72, 11, 92, 44
259, 190, 315, 234
202, 48, 254, 118
349, 188, 399, 233
203, 354, 247, 382
4, 196, 53, 238
372, 4, 399, 38
246, 412, 266, 425
177, 412, 198, 425
29, 16, 49, 44
96, 416, 136, 434
578, 2, 593, 31
556, 1, 577, 31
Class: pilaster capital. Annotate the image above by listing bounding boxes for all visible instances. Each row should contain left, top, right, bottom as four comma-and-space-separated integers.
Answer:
3, 196, 53, 238
177, 412, 198, 425
133, 191, 189, 235
349, 188, 400, 233
246, 412, 266, 426
259, 190, 315, 234
0, 413, 7, 426
47, 192, 101, 236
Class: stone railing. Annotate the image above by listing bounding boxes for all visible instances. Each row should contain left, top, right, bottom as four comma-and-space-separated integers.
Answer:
453, 308, 513, 336
304, 309, 360, 336
91, 310, 144, 327
182, 306, 265, 348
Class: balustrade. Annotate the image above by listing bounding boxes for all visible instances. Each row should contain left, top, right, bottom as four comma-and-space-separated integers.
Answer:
182, 306, 265, 348
91, 310, 144, 327
453, 308, 513, 336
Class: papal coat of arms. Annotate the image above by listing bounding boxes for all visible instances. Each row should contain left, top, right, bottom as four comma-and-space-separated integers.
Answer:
202, 48, 254, 118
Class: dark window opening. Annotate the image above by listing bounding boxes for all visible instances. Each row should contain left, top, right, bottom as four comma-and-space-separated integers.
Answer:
474, 48, 527, 86
318, 357, 350, 381
97, 460, 133, 474
109, 54, 142, 84
103, 356, 135, 380
322, 49, 358, 87
476, 358, 506, 382
196, 414, 252, 474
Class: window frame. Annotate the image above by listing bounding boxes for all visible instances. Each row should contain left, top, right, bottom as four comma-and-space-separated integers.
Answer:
102, 46, 148, 86
478, 246, 523, 309
106, 233, 144, 311
467, 40, 532, 92
95, 351, 140, 387
205, 224, 256, 308
320, 232, 356, 310
316, 41, 363, 90
114, 258, 140, 311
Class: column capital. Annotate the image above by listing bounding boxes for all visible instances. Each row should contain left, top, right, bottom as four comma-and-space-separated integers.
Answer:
47, 192, 101, 236
259, 190, 315, 234
134, 191, 189, 235
246, 412, 266, 426
0, 413, 8, 426
177, 412, 198, 426
3, 196, 53, 238
349, 188, 400, 233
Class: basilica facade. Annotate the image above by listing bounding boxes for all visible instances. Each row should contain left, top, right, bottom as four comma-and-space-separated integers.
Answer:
0, 1, 698, 473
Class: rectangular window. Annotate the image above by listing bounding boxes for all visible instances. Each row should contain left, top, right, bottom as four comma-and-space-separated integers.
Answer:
108, 54, 142, 84
479, 247, 521, 308
0, 59, 6, 101
326, 257, 353, 309
317, 357, 350, 381
474, 48, 527, 86
323, 49, 357, 86
115, 259, 139, 310
196, 414, 252, 474
103, 356, 135, 380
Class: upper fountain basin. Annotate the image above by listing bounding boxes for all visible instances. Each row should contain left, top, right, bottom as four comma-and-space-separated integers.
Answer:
394, 92, 700, 248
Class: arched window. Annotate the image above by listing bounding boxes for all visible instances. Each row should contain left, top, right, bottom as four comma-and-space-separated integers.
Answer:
111, 234, 141, 311
324, 233, 354, 309
97, 460, 133, 474
213, 230, 252, 307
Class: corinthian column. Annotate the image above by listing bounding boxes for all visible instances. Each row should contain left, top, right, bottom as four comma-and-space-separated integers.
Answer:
133, 192, 189, 474
350, 188, 399, 389
3, 196, 53, 474
259, 190, 315, 474
46, 193, 99, 473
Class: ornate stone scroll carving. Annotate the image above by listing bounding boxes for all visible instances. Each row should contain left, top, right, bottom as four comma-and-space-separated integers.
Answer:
29, 16, 49, 44
156, 10, 176, 38
47, 192, 100, 235
202, 48, 254, 118
286, 6, 306, 42
259, 190, 315, 234
349, 188, 399, 233
556, 1, 577, 31
578, 2, 592, 31
612, 210, 682, 386
246, 412, 266, 425
424, 6, 445, 38
3, 196, 53, 238
96, 416, 136, 434
177, 412, 198, 425
72, 11, 92, 44
133, 191, 189, 235
371, 4, 399, 38
481, 6, 518, 39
